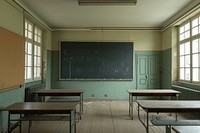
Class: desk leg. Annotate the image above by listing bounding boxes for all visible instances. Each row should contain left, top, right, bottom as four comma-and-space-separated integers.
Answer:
19, 114, 22, 133
80, 94, 83, 119
137, 105, 149, 133
146, 112, 149, 133
8, 112, 10, 133
74, 109, 76, 133
129, 94, 134, 119
69, 110, 76, 133
128, 94, 130, 115
69, 111, 72, 133
166, 126, 171, 133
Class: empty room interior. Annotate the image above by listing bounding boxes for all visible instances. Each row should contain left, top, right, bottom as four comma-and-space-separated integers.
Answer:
1, 0, 200, 133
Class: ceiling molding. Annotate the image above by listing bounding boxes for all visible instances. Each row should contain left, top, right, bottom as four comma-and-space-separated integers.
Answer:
78, 0, 137, 6
162, 1, 200, 31
13, 0, 52, 31
52, 27, 162, 31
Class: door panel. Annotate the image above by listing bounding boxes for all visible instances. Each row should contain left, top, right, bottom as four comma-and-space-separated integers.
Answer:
136, 54, 160, 90
148, 55, 160, 88
136, 55, 148, 89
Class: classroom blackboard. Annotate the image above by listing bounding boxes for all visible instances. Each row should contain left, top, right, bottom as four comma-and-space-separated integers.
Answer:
60, 41, 133, 80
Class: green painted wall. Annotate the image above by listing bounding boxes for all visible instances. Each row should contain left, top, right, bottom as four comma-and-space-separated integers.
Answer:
161, 48, 172, 88
50, 50, 162, 100
50, 30, 163, 100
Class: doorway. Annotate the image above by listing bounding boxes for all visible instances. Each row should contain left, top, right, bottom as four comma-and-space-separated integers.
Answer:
136, 54, 160, 90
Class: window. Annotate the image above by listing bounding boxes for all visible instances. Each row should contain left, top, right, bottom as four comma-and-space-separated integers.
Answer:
25, 19, 42, 82
179, 14, 200, 83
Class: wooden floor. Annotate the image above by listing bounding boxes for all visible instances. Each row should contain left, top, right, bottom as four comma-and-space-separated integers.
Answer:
11, 100, 194, 133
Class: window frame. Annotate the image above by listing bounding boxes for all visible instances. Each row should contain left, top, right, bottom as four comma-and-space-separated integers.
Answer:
24, 19, 42, 83
178, 13, 200, 84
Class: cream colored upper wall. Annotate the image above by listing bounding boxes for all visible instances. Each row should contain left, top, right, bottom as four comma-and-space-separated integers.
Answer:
0, 0, 23, 35
162, 28, 172, 50
52, 30, 162, 51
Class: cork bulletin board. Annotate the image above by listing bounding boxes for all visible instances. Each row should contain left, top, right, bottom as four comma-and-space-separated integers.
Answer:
0, 27, 25, 92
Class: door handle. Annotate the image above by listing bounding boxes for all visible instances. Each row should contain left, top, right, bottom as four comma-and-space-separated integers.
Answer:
145, 75, 148, 79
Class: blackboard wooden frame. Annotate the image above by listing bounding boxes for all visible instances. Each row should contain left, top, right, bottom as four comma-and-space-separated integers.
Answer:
59, 41, 133, 80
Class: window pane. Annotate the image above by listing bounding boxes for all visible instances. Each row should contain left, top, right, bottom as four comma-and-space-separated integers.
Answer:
27, 67, 32, 79
185, 68, 190, 80
193, 68, 199, 82
37, 57, 41, 66
192, 27, 198, 36
34, 56, 37, 66
199, 26, 200, 33
180, 26, 184, 34
28, 31, 32, 39
37, 67, 41, 77
192, 39, 199, 53
25, 42, 28, 54
192, 18, 198, 27
34, 45, 37, 55
180, 33, 184, 41
28, 43, 32, 54
185, 55, 190, 67
25, 67, 27, 79
25, 55, 27, 66
185, 42, 190, 55
180, 56, 184, 67
38, 46, 41, 56
28, 24, 32, 31
185, 31, 190, 39
180, 68, 184, 80
192, 54, 199, 67
38, 37, 41, 43
34, 35, 37, 42
34, 67, 37, 78
185, 23, 190, 31
28, 55, 32, 66
199, 17, 200, 24
180, 44, 184, 55
25, 30, 28, 37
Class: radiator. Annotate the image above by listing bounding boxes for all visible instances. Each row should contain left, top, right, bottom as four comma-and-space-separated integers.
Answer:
172, 85, 200, 100
25, 83, 45, 102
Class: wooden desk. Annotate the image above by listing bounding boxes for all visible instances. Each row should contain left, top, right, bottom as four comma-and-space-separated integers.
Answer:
137, 100, 200, 133
34, 89, 84, 117
127, 89, 180, 119
5, 102, 77, 133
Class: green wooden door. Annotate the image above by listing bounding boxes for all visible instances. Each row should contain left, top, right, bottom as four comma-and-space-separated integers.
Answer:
136, 54, 160, 89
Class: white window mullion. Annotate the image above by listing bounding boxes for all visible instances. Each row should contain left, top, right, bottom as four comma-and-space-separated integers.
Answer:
179, 13, 200, 84
25, 19, 42, 82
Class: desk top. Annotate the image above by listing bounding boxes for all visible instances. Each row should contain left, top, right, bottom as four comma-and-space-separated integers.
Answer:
127, 89, 180, 96
137, 100, 200, 113
5, 102, 78, 114
34, 89, 85, 96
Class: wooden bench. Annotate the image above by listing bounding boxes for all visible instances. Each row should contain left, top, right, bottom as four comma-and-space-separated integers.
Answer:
172, 126, 200, 133
151, 117, 200, 133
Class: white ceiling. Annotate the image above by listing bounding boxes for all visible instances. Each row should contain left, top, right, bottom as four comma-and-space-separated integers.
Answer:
15, 0, 199, 30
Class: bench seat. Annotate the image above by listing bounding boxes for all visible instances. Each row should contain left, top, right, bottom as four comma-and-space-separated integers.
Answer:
151, 117, 200, 133
172, 126, 200, 133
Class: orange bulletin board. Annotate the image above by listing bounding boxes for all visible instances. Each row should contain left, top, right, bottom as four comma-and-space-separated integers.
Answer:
0, 27, 25, 92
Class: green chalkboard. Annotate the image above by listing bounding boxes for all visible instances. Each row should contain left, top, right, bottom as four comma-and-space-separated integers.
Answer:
60, 41, 133, 80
